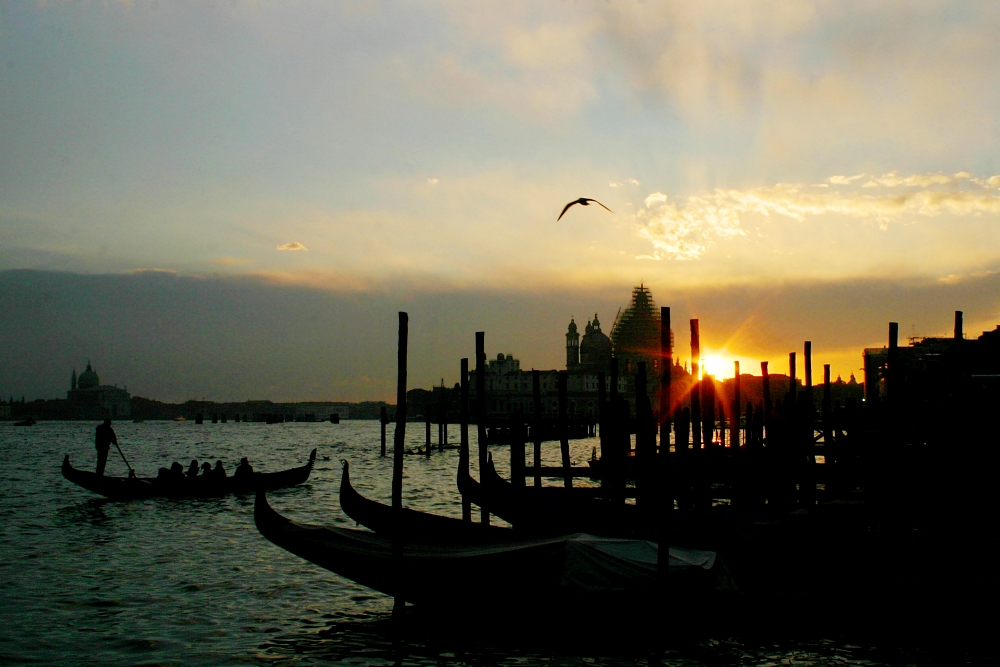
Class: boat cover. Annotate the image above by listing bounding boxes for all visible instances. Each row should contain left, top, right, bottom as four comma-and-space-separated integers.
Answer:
560, 535, 725, 593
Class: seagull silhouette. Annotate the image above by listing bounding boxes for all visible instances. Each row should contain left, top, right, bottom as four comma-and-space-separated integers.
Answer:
557, 198, 613, 221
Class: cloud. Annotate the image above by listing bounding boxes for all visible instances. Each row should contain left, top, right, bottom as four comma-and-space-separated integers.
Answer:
609, 178, 641, 188
636, 171, 1000, 260
276, 242, 308, 251
126, 268, 178, 275
597, 4, 1000, 163
938, 270, 999, 285
828, 174, 865, 185
209, 256, 246, 267
427, 177, 439, 185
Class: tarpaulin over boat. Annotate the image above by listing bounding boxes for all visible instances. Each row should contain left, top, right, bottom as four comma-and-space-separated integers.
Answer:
255, 492, 736, 607
560, 535, 732, 593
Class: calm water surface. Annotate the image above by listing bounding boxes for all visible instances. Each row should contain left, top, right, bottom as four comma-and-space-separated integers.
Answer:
0, 421, 978, 665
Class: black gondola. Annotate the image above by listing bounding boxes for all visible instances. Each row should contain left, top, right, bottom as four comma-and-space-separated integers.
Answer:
61, 449, 316, 500
255, 490, 723, 609
458, 444, 641, 537
339, 460, 513, 541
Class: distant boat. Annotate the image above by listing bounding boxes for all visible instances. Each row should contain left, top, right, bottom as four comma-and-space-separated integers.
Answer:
14, 418, 37, 427
172, 416, 186, 422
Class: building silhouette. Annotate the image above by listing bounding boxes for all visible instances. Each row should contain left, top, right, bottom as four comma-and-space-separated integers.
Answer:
66, 361, 131, 419
469, 285, 690, 420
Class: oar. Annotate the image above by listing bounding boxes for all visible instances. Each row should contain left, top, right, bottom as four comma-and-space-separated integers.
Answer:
112, 439, 137, 478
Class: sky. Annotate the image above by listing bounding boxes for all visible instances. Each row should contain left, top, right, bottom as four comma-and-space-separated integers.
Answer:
3, 1, 1000, 402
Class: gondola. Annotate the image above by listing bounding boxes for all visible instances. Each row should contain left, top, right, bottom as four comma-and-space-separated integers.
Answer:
255, 490, 726, 609
339, 460, 513, 541
458, 440, 641, 537
61, 448, 316, 500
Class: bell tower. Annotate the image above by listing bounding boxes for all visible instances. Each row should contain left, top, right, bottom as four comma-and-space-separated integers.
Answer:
566, 318, 579, 369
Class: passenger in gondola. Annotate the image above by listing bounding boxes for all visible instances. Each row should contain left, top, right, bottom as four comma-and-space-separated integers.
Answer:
186, 460, 200, 479
213, 460, 227, 479
200, 461, 213, 477
94, 418, 118, 476
234, 457, 254, 478
156, 462, 184, 486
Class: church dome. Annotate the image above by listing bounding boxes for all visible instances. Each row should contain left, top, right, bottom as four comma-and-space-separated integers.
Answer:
77, 361, 100, 390
580, 313, 612, 370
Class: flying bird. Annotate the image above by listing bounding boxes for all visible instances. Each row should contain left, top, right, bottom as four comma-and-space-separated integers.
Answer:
557, 198, 613, 221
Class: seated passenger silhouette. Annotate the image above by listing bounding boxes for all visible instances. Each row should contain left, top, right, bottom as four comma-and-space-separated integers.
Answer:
200, 461, 213, 477
186, 460, 200, 478
156, 462, 184, 485
234, 457, 254, 478
213, 460, 227, 478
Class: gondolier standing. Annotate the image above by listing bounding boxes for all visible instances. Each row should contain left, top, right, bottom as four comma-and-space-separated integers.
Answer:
95, 418, 118, 476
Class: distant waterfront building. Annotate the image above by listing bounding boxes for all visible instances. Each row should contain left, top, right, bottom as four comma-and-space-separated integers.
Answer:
67, 361, 131, 419
610, 284, 665, 395
468, 284, 689, 419
469, 351, 608, 419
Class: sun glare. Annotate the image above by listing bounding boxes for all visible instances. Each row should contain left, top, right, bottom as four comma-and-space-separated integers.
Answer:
701, 354, 734, 379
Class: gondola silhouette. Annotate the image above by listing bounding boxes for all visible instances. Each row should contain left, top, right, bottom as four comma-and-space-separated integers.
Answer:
61, 449, 316, 500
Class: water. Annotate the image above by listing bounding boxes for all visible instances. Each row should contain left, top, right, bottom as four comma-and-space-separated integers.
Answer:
0, 421, 981, 665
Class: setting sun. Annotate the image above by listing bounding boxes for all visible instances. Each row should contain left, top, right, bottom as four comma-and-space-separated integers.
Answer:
701, 354, 733, 379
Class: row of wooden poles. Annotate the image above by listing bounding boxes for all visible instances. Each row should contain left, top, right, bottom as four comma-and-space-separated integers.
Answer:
380, 311, 673, 621
381, 308, 869, 619
381, 306, 861, 511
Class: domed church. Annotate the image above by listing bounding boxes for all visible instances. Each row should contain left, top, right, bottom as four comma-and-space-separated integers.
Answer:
468, 284, 689, 421
567, 313, 613, 373
67, 361, 131, 419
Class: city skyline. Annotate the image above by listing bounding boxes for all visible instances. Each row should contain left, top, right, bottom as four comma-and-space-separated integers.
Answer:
3, 3, 1000, 400
1, 269, 984, 403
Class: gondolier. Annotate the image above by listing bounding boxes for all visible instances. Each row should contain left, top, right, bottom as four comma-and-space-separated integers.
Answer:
95, 418, 118, 476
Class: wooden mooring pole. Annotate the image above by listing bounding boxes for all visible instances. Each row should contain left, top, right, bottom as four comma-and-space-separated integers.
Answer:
690, 319, 702, 449
532, 369, 542, 488
804, 342, 813, 405
460, 358, 471, 523
636, 361, 651, 508
476, 332, 489, 526
688, 320, 701, 449
658, 307, 670, 593
731, 361, 741, 448
558, 370, 572, 488
425, 411, 431, 456
391, 312, 408, 623
660, 306, 671, 453
761, 361, 771, 436
380, 406, 387, 457
823, 364, 834, 473
789, 352, 797, 406
701, 375, 715, 448
511, 409, 525, 488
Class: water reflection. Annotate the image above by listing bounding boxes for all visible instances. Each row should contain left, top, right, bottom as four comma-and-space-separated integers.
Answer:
56, 498, 111, 529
